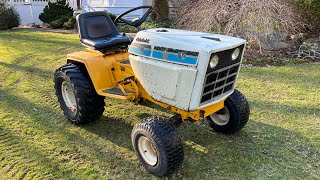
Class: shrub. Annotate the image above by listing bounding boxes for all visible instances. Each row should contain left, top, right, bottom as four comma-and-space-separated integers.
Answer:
63, 16, 76, 29
118, 25, 138, 33
39, 0, 73, 28
151, 0, 169, 21
0, 2, 20, 30
108, 12, 116, 22
294, 0, 320, 31
49, 15, 70, 29
142, 20, 172, 29
117, 20, 172, 33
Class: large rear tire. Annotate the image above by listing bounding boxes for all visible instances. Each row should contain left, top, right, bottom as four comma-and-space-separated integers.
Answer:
132, 116, 184, 176
54, 63, 105, 124
206, 89, 250, 134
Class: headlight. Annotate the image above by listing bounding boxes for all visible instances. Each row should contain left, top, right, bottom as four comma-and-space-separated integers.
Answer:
231, 48, 240, 60
209, 55, 219, 68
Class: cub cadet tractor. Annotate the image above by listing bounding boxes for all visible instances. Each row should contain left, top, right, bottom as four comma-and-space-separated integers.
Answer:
54, 6, 250, 176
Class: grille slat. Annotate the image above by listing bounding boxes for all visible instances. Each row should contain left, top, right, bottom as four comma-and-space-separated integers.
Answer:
202, 81, 236, 96
205, 72, 238, 87
206, 62, 240, 76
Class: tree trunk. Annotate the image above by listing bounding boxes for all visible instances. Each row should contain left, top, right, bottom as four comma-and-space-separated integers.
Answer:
151, 0, 169, 21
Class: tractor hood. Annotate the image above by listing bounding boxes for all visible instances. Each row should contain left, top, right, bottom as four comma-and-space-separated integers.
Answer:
128, 28, 246, 111
129, 28, 246, 54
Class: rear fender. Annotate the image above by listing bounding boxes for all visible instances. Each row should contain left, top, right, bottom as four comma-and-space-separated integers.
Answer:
67, 51, 116, 95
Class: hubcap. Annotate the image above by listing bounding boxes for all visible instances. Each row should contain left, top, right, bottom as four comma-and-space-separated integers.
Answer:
210, 107, 230, 126
61, 81, 77, 112
138, 136, 158, 166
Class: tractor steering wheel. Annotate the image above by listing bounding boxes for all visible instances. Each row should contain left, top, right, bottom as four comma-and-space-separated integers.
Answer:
114, 6, 153, 29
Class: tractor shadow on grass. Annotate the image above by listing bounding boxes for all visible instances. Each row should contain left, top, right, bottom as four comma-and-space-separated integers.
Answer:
81, 111, 165, 151
80, 97, 320, 178
84, 114, 318, 178
177, 108, 319, 178
81, 115, 135, 151
135, 112, 154, 119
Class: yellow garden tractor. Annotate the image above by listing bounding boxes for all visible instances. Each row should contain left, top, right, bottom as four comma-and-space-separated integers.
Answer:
54, 6, 250, 176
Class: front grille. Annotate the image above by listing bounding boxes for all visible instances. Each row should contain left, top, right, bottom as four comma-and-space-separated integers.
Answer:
200, 45, 244, 105
200, 62, 241, 104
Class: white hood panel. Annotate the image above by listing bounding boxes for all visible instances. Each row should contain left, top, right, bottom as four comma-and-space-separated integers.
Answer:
128, 28, 246, 111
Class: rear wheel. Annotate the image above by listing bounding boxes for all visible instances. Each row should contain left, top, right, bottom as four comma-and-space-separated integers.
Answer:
54, 63, 105, 124
132, 116, 184, 176
206, 89, 250, 134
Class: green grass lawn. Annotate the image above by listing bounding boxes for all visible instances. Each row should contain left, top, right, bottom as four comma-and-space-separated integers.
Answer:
0, 29, 319, 179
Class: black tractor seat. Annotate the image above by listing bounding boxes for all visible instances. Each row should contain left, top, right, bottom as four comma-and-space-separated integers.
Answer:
76, 11, 133, 52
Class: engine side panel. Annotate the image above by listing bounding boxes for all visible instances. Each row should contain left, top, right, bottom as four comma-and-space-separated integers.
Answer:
130, 55, 197, 111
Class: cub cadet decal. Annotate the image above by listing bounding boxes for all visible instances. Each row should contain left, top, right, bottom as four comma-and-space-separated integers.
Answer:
129, 43, 152, 57
153, 46, 199, 65
136, 38, 150, 43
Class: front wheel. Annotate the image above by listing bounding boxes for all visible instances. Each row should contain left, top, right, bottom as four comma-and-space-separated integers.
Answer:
131, 116, 184, 176
206, 89, 250, 134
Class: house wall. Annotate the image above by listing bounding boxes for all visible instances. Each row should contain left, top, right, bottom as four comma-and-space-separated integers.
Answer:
6, 0, 55, 25
82, 0, 146, 18
82, 0, 175, 19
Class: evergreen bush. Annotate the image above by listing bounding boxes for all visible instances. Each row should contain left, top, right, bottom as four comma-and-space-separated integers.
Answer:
39, 0, 73, 29
0, 2, 20, 30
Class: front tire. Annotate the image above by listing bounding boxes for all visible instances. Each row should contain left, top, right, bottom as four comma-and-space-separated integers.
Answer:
54, 63, 105, 124
206, 89, 250, 134
132, 116, 184, 176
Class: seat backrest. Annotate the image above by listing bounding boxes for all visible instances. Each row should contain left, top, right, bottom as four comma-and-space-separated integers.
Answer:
76, 11, 119, 40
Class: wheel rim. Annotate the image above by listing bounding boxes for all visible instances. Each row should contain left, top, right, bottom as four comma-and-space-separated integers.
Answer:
61, 81, 77, 112
137, 136, 158, 166
210, 107, 230, 126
